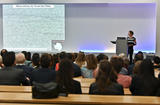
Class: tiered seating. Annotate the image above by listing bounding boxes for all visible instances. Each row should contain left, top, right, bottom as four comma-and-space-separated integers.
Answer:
0, 92, 160, 105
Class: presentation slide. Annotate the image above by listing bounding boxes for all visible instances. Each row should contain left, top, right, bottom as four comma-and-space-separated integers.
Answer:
3, 4, 65, 51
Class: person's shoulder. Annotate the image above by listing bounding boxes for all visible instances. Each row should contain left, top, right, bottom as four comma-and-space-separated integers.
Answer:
133, 37, 136, 39
81, 67, 87, 71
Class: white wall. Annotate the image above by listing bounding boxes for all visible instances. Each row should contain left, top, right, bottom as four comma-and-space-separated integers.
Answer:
64, 3, 156, 53
0, 0, 159, 54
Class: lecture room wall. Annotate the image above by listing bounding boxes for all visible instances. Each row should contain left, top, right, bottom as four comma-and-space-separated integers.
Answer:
0, 2, 160, 55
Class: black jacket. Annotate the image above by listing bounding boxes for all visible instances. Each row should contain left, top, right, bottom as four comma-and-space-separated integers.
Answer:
73, 63, 81, 77
0, 67, 29, 85
15, 65, 34, 79
31, 68, 56, 84
129, 75, 160, 96
89, 82, 124, 95
59, 80, 82, 94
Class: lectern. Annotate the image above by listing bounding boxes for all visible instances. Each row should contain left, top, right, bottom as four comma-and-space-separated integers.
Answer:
111, 37, 128, 55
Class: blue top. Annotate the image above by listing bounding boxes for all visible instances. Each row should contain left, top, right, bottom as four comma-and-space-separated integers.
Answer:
81, 67, 93, 78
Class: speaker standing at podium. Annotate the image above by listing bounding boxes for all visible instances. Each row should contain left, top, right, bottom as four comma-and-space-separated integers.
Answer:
127, 30, 136, 64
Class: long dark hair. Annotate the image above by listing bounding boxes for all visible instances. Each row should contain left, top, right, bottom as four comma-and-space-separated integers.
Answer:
56, 59, 74, 92
96, 60, 117, 92
138, 59, 154, 78
138, 59, 159, 95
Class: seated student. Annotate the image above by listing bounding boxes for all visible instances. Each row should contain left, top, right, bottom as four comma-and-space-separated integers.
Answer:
74, 52, 87, 68
22, 51, 32, 66
56, 52, 81, 77
66, 53, 81, 77
119, 57, 130, 75
30, 53, 40, 69
56, 59, 82, 94
128, 52, 144, 75
81, 54, 98, 78
130, 59, 160, 96
93, 54, 109, 78
132, 60, 142, 77
55, 52, 67, 71
52, 53, 59, 70
153, 56, 160, 69
0, 52, 29, 85
15, 53, 34, 80
31, 53, 56, 84
110, 56, 132, 88
0, 49, 7, 57
89, 60, 124, 95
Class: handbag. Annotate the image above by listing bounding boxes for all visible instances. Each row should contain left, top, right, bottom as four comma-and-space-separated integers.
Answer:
32, 81, 59, 99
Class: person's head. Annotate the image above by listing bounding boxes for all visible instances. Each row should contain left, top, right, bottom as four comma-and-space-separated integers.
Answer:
16, 53, 26, 64
86, 54, 98, 70
53, 53, 59, 68
133, 60, 142, 75
1, 49, 7, 57
66, 53, 73, 62
48, 54, 54, 67
40, 53, 52, 68
96, 54, 108, 63
134, 52, 144, 63
2, 51, 16, 67
128, 30, 134, 37
59, 59, 74, 78
59, 51, 67, 61
110, 56, 123, 73
75, 52, 86, 63
32, 53, 40, 67
21, 51, 27, 59
139, 59, 154, 77
153, 56, 160, 65
123, 57, 130, 69
72, 53, 78, 62
26, 52, 31, 61
96, 60, 117, 91
57, 59, 74, 91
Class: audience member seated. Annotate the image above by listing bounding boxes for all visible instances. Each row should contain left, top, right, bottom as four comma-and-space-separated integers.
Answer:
30, 53, 40, 69
56, 52, 81, 77
97, 54, 109, 62
81, 54, 98, 78
56, 59, 82, 94
55, 51, 67, 71
31, 53, 56, 84
66, 53, 81, 77
110, 56, 132, 88
132, 60, 142, 76
22, 51, 32, 66
93, 54, 109, 78
128, 52, 144, 75
0, 52, 29, 85
0, 49, 7, 57
72, 52, 78, 62
0, 55, 4, 69
74, 52, 87, 68
15, 53, 34, 81
89, 60, 124, 95
153, 56, 160, 69
130, 59, 160, 96
119, 57, 130, 75
52, 53, 59, 70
